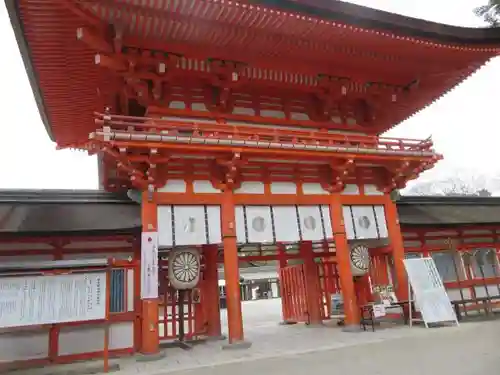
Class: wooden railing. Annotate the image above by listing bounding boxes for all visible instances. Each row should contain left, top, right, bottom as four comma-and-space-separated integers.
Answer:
93, 112, 438, 156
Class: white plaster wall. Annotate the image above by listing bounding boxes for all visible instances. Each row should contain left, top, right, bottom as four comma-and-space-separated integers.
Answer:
58, 322, 134, 356
301, 183, 328, 195
364, 184, 383, 196
193, 180, 220, 193
0, 328, 49, 362
341, 184, 359, 195
158, 179, 187, 193
270, 182, 296, 194
235, 181, 264, 194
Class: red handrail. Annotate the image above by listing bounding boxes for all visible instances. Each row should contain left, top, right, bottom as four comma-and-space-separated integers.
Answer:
94, 112, 435, 153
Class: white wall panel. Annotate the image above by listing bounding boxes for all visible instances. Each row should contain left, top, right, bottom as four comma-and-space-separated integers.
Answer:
343, 205, 388, 240
341, 184, 359, 195
374, 205, 388, 238
321, 205, 333, 239
234, 182, 264, 194
245, 206, 274, 243
351, 206, 378, 239
173, 206, 208, 246
206, 206, 222, 244
158, 205, 173, 247
158, 205, 221, 246
342, 206, 355, 240
193, 180, 221, 193
298, 206, 325, 241
364, 184, 383, 196
302, 183, 328, 195
235, 206, 247, 243
0, 328, 49, 361
58, 322, 134, 356
157, 179, 186, 193
273, 206, 300, 243
270, 182, 296, 194
235, 206, 274, 243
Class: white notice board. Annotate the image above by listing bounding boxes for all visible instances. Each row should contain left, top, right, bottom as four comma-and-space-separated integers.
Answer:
0, 272, 107, 328
403, 257, 458, 327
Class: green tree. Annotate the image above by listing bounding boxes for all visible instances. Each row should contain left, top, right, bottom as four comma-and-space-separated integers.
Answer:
474, 1, 500, 26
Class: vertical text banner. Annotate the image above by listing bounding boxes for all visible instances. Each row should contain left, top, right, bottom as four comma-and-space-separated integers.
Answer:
141, 231, 159, 299
403, 257, 458, 326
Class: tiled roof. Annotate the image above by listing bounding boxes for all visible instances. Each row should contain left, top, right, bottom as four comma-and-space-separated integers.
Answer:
0, 190, 140, 236
1, 190, 500, 235
397, 196, 500, 226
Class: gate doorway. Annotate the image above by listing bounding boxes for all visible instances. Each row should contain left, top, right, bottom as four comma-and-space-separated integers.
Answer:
279, 259, 341, 324
157, 246, 221, 343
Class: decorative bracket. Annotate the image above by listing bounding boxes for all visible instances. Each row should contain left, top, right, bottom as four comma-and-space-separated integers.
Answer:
208, 59, 247, 111
211, 152, 244, 191
321, 159, 355, 193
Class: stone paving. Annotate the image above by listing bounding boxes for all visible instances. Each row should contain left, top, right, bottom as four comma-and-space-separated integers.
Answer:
9, 299, 497, 375
167, 318, 500, 375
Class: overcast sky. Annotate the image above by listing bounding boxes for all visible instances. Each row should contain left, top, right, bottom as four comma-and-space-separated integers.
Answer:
0, 0, 498, 190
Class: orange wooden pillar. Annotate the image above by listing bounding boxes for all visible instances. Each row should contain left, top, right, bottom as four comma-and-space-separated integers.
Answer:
140, 194, 160, 355
277, 243, 290, 323
202, 244, 223, 339
221, 190, 249, 347
329, 194, 360, 329
384, 196, 409, 302
299, 241, 323, 325
354, 274, 372, 306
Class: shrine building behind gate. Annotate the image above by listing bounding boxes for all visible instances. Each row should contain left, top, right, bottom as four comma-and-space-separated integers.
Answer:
1, 191, 500, 365
4, 0, 500, 364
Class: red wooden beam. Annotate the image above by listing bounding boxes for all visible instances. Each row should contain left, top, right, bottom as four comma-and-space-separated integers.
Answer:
76, 27, 113, 54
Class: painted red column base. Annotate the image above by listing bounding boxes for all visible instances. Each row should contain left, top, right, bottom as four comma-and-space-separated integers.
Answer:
136, 299, 166, 362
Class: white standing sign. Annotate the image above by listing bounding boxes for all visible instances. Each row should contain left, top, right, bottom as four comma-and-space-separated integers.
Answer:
141, 231, 159, 299
403, 257, 458, 327
0, 272, 106, 328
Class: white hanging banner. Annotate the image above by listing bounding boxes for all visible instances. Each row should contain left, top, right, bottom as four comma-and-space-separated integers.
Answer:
0, 272, 106, 328
141, 231, 159, 299
403, 257, 458, 327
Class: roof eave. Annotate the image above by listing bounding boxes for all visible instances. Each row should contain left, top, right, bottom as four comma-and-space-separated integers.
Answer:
262, 0, 500, 46
5, 0, 54, 142
399, 195, 500, 206
9, 1, 500, 146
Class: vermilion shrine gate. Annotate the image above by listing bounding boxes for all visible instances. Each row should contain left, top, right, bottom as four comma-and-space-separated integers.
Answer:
5, 0, 500, 364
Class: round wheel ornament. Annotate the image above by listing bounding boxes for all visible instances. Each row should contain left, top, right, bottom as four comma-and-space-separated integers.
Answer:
349, 244, 370, 277
168, 248, 201, 290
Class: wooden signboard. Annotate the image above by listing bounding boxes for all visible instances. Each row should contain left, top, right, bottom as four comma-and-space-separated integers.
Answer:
403, 257, 458, 328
